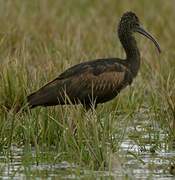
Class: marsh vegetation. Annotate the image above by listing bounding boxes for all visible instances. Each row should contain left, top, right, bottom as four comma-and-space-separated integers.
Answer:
0, 0, 174, 179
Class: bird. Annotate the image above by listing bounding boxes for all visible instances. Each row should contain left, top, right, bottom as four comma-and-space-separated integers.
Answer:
27, 11, 161, 111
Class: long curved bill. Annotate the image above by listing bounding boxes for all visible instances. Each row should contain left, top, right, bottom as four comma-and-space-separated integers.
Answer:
135, 26, 161, 53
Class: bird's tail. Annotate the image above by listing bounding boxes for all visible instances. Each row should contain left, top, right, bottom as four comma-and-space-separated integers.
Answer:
27, 80, 61, 108
27, 91, 41, 108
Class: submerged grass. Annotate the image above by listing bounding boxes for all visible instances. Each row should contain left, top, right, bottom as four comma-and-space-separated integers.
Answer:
0, 0, 175, 177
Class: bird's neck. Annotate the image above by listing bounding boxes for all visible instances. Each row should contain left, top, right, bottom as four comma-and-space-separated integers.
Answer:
119, 32, 141, 77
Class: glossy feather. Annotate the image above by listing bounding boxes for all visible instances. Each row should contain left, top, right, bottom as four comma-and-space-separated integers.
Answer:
27, 11, 160, 110
27, 58, 132, 109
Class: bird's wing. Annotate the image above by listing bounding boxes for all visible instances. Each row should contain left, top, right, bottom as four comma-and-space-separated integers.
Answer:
27, 60, 132, 108
61, 62, 133, 102
57, 58, 127, 80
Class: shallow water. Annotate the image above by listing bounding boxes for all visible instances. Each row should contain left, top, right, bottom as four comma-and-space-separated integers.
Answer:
121, 139, 175, 179
120, 117, 175, 179
0, 120, 175, 179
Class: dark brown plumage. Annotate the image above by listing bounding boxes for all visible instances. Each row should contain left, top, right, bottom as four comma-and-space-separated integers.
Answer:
27, 12, 161, 110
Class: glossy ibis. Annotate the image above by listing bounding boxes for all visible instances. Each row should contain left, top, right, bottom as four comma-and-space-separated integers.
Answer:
27, 11, 161, 110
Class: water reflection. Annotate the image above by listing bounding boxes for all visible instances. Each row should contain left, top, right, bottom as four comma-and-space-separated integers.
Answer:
0, 122, 175, 179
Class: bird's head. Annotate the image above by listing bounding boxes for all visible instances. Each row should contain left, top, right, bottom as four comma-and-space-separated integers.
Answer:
118, 11, 161, 53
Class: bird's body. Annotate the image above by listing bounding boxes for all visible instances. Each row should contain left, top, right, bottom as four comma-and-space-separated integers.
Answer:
27, 12, 161, 110
28, 58, 133, 109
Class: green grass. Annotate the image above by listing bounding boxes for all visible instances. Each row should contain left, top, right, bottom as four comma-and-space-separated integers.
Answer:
0, 0, 175, 178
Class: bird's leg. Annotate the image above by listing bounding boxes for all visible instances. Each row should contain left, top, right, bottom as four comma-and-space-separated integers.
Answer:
83, 103, 97, 112
83, 104, 91, 111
